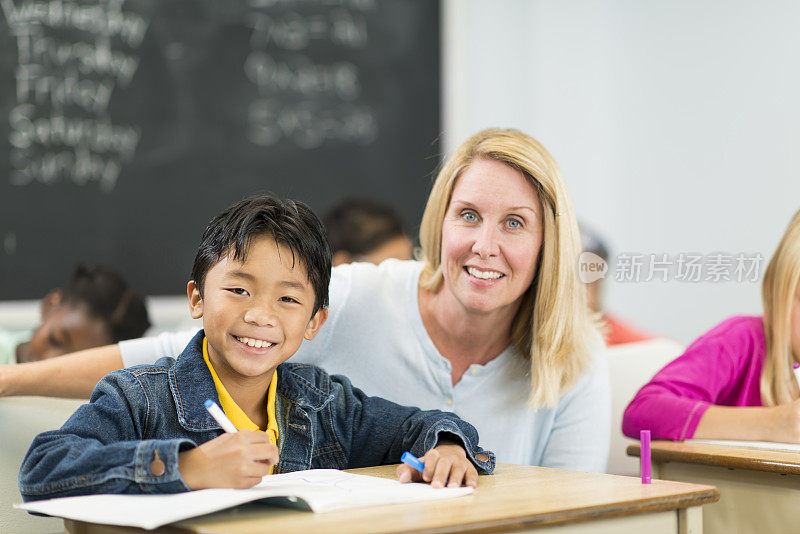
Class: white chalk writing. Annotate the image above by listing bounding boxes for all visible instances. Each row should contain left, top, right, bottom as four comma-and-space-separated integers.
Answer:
248, 9, 367, 50
10, 105, 140, 158
1, 0, 148, 47
243, 1, 377, 148
248, 99, 377, 148
2, 0, 149, 191
244, 53, 360, 100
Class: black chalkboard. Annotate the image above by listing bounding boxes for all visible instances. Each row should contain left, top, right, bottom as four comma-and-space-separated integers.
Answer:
0, 0, 439, 299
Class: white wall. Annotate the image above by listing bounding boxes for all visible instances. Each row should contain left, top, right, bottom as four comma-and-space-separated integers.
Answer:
443, 0, 800, 343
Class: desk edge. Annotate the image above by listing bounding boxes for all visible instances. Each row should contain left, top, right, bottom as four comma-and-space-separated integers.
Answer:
628, 443, 800, 475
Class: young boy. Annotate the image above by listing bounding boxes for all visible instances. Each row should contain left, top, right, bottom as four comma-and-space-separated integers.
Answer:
19, 195, 494, 501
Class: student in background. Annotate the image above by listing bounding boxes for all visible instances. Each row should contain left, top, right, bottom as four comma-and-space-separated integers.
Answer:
19, 195, 493, 500
0, 263, 150, 365
623, 209, 800, 442
580, 225, 653, 346
323, 198, 413, 266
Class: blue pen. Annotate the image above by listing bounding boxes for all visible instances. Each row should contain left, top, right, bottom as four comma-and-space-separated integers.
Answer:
401, 451, 425, 473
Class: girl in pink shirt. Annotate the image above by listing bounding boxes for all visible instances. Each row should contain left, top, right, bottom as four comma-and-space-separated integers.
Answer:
623, 209, 800, 442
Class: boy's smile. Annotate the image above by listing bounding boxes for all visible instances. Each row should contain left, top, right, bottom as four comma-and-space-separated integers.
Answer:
187, 235, 327, 390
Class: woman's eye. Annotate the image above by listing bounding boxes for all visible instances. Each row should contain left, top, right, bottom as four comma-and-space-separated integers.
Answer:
507, 218, 523, 229
461, 211, 478, 222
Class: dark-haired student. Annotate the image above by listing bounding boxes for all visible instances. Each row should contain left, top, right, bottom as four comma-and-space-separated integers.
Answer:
323, 197, 413, 266
0, 264, 150, 365
579, 225, 653, 346
19, 195, 494, 500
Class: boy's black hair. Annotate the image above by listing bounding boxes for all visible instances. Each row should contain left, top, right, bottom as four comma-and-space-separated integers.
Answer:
323, 198, 407, 256
62, 263, 151, 343
191, 194, 331, 314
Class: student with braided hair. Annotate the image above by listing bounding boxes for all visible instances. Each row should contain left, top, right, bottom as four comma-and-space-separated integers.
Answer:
0, 263, 151, 364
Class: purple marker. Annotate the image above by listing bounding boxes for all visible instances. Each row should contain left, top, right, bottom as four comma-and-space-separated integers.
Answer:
640, 429, 651, 484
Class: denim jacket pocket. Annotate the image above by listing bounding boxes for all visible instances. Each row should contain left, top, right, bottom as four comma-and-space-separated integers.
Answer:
310, 444, 347, 469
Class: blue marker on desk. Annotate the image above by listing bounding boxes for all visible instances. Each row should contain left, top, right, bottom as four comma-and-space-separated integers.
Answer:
401, 451, 425, 473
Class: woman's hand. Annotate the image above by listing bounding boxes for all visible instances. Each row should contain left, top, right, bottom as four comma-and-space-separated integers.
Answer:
178, 430, 279, 489
395, 441, 478, 488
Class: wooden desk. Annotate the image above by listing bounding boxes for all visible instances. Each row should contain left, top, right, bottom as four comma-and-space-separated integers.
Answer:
628, 441, 800, 534
64, 463, 717, 534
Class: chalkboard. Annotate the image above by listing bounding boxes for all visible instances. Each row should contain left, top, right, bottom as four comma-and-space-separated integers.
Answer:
0, 0, 440, 299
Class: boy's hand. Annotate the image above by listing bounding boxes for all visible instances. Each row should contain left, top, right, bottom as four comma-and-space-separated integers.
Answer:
178, 430, 279, 489
395, 440, 478, 488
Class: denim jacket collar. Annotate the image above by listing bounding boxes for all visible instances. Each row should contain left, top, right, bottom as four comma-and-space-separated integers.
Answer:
169, 331, 332, 433
276, 364, 332, 411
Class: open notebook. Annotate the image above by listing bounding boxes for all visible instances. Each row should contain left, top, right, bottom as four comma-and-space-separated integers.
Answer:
689, 439, 800, 453
15, 469, 473, 530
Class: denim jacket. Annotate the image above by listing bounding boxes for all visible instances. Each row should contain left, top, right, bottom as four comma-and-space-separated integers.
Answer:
20, 331, 494, 501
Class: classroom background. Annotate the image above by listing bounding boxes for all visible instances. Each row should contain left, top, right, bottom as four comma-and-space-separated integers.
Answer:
2, 0, 800, 344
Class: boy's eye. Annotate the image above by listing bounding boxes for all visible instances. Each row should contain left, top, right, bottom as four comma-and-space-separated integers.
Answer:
226, 288, 249, 296
279, 296, 299, 304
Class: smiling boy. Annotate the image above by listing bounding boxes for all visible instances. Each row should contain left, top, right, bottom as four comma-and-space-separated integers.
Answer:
19, 195, 494, 500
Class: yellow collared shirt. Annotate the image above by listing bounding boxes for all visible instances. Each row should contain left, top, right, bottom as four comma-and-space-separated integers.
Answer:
202, 337, 279, 474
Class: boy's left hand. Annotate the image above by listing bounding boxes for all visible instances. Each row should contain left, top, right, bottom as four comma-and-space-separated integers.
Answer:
396, 440, 478, 488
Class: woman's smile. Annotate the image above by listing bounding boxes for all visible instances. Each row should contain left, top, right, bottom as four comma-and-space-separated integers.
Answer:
463, 265, 507, 289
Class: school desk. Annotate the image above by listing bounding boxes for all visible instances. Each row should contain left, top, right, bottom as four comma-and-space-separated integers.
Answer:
628, 440, 800, 534
63, 463, 717, 534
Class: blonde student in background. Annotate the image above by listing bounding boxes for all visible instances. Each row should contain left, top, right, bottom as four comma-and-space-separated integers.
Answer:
19, 194, 493, 500
3, 128, 609, 473
623, 209, 800, 443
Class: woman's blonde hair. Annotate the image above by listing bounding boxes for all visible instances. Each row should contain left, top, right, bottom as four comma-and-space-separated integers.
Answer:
419, 128, 601, 408
761, 209, 800, 406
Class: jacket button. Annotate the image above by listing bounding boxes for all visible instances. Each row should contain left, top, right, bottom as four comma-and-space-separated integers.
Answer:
475, 453, 488, 462
150, 450, 166, 476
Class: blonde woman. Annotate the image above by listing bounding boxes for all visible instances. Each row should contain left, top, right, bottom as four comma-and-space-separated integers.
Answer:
1, 129, 609, 471
623, 209, 800, 442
